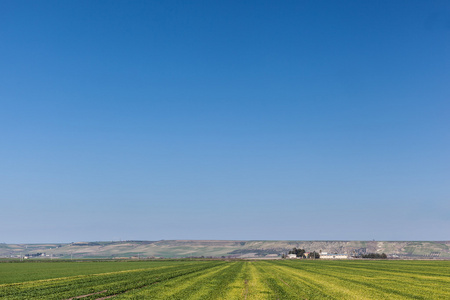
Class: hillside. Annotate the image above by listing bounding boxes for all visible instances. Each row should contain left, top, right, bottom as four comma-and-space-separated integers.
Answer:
1, 240, 449, 259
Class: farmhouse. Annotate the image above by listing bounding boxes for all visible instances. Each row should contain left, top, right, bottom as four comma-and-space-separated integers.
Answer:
287, 254, 297, 259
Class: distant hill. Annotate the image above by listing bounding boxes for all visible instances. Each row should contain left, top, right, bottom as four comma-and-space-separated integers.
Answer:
1, 240, 449, 259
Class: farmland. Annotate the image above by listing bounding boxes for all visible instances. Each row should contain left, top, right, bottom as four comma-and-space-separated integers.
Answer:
1, 260, 449, 299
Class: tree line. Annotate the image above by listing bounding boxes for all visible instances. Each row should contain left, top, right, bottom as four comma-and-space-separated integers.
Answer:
361, 253, 387, 259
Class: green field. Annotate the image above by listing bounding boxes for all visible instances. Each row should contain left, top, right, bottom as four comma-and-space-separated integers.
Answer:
1, 260, 449, 299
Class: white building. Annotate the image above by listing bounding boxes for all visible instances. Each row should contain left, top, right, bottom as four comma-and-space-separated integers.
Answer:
320, 252, 348, 259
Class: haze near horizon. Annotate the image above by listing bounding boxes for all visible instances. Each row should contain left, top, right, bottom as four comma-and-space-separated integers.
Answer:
1, 0, 449, 243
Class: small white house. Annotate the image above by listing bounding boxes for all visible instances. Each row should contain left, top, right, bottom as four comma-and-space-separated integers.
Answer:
287, 254, 297, 259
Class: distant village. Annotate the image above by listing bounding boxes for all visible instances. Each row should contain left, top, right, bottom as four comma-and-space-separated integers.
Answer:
282, 247, 388, 259
285, 252, 348, 259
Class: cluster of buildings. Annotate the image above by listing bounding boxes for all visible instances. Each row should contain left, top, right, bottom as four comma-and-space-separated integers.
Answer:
286, 252, 348, 259
319, 252, 348, 259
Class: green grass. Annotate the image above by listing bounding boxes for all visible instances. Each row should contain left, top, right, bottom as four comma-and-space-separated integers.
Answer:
1, 260, 449, 299
0, 260, 198, 284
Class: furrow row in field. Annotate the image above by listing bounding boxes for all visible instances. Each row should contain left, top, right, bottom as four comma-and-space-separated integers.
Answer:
0, 261, 223, 300
317, 265, 450, 296
312, 261, 450, 278
116, 262, 234, 299
1, 260, 449, 299
272, 261, 450, 299
1, 264, 178, 298
258, 261, 364, 299
122, 261, 245, 300
1, 264, 180, 288
271, 262, 404, 299
283, 260, 450, 293
192, 261, 244, 299
0, 261, 200, 285
218, 261, 272, 300
119, 261, 276, 300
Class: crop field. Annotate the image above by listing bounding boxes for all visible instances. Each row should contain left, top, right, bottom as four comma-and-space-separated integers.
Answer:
1, 260, 449, 299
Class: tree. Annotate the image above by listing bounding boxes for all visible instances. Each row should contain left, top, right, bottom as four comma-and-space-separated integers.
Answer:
288, 247, 306, 258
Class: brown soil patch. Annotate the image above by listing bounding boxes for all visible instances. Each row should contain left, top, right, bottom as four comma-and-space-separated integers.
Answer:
66, 290, 107, 300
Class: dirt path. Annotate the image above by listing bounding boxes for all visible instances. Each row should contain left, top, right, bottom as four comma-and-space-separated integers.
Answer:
66, 290, 107, 300
243, 279, 249, 299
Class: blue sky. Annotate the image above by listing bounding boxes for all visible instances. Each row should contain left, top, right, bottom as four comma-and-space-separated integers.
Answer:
1, 0, 449, 243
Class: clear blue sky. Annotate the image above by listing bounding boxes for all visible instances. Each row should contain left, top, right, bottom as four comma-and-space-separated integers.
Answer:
1, 1, 449, 243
